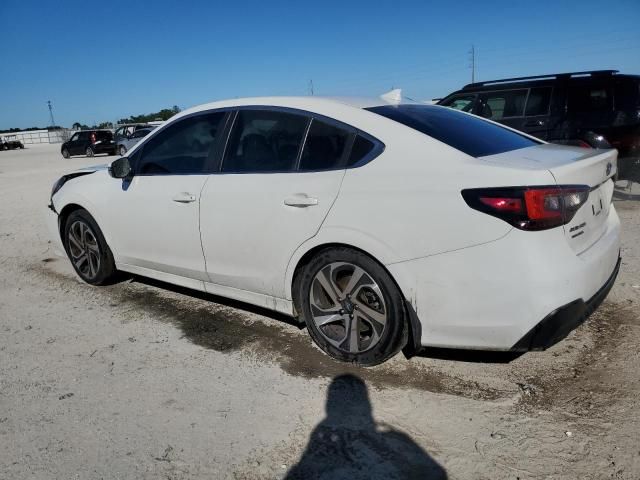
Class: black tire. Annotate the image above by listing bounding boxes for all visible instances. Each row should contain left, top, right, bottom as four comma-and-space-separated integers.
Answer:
63, 209, 116, 285
62, 148, 70, 159
119, 145, 127, 156
85, 147, 94, 157
295, 247, 408, 366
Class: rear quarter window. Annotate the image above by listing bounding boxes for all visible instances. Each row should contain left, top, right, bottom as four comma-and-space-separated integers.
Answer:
366, 105, 539, 157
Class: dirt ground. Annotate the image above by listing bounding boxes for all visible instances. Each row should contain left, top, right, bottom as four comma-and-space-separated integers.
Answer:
1, 144, 639, 480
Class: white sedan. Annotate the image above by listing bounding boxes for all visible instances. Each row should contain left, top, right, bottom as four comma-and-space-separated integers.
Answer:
46, 96, 621, 365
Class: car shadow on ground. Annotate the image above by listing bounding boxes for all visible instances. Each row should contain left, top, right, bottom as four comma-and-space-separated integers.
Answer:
128, 274, 523, 365
283, 374, 447, 480
127, 274, 302, 328
131, 273, 527, 365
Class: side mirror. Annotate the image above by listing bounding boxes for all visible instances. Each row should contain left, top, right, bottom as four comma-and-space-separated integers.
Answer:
109, 156, 132, 179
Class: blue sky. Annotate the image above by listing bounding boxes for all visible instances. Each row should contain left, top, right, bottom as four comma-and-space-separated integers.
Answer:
1, 0, 639, 129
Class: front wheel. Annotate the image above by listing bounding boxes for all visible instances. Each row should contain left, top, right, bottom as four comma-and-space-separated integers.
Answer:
296, 247, 408, 366
119, 145, 127, 156
85, 147, 94, 157
62, 148, 70, 159
63, 209, 116, 285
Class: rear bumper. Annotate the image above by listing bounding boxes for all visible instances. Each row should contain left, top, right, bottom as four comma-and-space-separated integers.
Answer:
388, 205, 621, 351
511, 255, 620, 351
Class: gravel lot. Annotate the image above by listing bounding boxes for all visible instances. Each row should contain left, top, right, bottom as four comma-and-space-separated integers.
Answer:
1, 144, 639, 479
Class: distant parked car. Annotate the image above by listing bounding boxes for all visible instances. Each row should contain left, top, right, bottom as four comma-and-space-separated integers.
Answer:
1, 135, 25, 150
61, 130, 116, 158
438, 70, 640, 179
114, 124, 154, 145
117, 127, 155, 155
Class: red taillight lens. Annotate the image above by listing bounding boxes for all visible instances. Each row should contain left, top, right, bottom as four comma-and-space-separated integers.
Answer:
479, 197, 523, 213
524, 188, 563, 220
462, 185, 590, 231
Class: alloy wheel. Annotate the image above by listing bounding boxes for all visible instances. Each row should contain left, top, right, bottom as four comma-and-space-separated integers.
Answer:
67, 220, 101, 280
85, 147, 94, 157
309, 262, 387, 354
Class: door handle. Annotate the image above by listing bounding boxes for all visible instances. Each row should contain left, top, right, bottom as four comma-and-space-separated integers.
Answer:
524, 119, 545, 127
284, 195, 318, 207
172, 192, 196, 203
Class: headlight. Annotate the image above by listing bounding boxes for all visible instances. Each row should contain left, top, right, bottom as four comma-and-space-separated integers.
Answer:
51, 177, 67, 198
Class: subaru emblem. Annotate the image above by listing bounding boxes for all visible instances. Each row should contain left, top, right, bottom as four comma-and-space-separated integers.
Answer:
606, 162, 612, 176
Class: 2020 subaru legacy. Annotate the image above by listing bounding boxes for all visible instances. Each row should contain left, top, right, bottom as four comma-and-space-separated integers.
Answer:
46, 95, 621, 365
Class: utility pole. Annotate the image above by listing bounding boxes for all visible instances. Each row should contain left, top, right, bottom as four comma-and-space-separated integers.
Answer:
47, 100, 56, 127
468, 45, 476, 84
308, 79, 314, 96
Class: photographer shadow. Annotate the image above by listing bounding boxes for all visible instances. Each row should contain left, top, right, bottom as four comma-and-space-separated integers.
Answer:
285, 374, 447, 480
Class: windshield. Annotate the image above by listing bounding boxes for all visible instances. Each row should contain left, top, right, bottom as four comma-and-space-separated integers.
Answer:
366, 104, 540, 157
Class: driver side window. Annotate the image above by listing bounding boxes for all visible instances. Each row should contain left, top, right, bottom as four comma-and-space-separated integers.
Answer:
137, 112, 226, 175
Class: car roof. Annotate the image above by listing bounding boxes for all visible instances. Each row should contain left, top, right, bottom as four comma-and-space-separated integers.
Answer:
457, 70, 640, 93
178, 95, 415, 118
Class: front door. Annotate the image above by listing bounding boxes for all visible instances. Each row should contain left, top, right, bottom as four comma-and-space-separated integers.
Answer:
106, 111, 227, 284
199, 109, 349, 299
69, 132, 89, 155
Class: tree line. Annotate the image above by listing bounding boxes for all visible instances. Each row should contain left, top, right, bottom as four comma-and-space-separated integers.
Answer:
1, 106, 181, 133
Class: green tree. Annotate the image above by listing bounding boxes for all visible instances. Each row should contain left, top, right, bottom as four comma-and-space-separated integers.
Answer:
117, 105, 181, 124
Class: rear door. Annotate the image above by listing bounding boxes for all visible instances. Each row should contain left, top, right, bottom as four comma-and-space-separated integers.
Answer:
199, 108, 348, 299
522, 87, 553, 139
478, 88, 528, 133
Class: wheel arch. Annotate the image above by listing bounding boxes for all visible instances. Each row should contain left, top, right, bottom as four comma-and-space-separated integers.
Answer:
287, 238, 422, 355
58, 203, 88, 241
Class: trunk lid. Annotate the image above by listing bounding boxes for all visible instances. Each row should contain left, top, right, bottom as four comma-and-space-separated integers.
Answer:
481, 144, 618, 254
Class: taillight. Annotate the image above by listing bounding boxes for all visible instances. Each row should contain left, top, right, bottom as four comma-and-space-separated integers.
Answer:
462, 185, 590, 231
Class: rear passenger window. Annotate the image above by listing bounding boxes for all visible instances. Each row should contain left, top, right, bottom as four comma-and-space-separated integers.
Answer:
222, 110, 308, 173
347, 135, 375, 166
525, 87, 552, 116
137, 112, 225, 175
367, 104, 538, 157
479, 89, 527, 119
299, 120, 350, 171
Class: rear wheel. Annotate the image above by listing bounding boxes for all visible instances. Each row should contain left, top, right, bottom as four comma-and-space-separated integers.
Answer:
62, 148, 70, 159
85, 147, 94, 157
119, 145, 127, 156
296, 247, 408, 366
63, 209, 116, 285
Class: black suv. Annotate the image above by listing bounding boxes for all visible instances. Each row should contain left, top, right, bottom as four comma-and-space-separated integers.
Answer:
438, 70, 640, 179
61, 130, 116, 158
